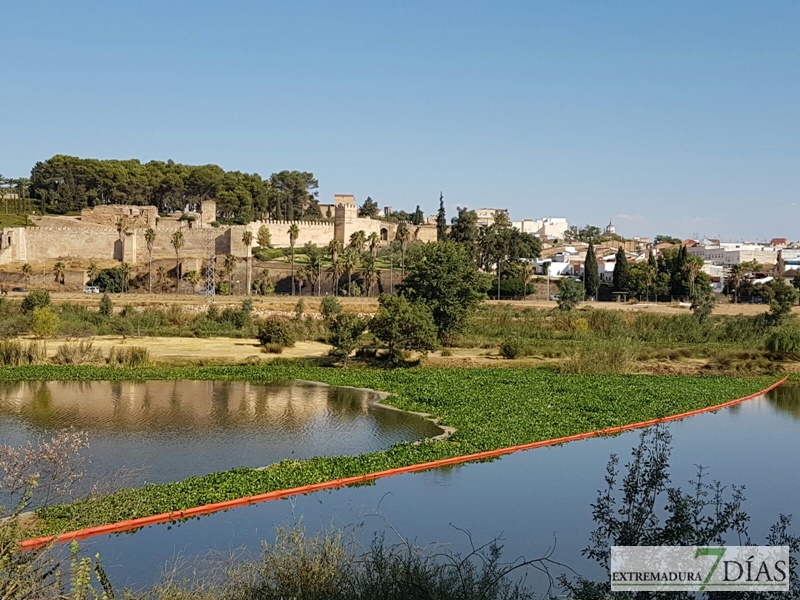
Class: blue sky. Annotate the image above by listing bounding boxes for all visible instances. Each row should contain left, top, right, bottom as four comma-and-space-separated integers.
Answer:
1, 1, 798, 240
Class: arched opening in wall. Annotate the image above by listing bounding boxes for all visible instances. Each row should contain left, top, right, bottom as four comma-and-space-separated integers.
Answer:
380, 228, 388, 241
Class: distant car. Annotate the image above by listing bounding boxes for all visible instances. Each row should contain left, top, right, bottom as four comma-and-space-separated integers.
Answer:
11, 287, 26, 292
550, 294, 560, 301
83, 286, 100, 294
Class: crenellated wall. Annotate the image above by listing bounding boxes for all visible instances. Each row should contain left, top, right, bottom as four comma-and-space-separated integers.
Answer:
0, 201, 439, 266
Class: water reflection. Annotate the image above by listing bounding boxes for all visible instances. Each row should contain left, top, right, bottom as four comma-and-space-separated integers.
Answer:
0, 380, 442, 488
766, 383, 800, 420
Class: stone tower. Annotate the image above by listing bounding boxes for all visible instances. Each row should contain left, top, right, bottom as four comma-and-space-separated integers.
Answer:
200, 200, 217, 228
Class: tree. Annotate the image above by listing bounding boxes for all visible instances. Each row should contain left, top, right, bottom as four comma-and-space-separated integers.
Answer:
288, 223, 299, 295
21, 290, 51, 313
349, 230, 366, 253
32, 307, 59, 354
436, 192, 447, 241
21, 263, 32, 287
52, 261, 66, 288
448, 207, 480, 261
242, 230, 253, 295
368, 232, 380, 259
99, 292, 113, 317
793, 273, 800, 292
684, 255, 702, 297
327, 313, 368, 365
257, 225, 272, 248
145, 228, 156, 294
583, 242, 599, 300
223, 254, 237, 294
611, 247, 629, 293
120, 262, 132, 293
691, 283, 715, 323
269, 171, 320, 220
340, 247, 360, 296
766, 277, 799, 324
557, 278, 584, 311
653, 234, 682, 245
183, 270, 201, 292
370, 294, 438, 362
396, 221, 412, 278
358, 196, 379, 218
398, 241, 483, 342
362, 254, 379, 297
304, 242, 324, 295
412, 205, 424, 225
170, 229, 184, 292
521, 263, 535, 298
156, 265, 167, 293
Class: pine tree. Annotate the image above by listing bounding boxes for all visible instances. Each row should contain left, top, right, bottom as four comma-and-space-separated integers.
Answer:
584, 242, 599, 300
612, 247, 630, 292
436, 192, 447, 240
648, 249, 657, 269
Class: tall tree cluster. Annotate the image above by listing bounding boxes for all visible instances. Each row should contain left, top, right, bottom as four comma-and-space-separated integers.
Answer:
27, 155, 322, 224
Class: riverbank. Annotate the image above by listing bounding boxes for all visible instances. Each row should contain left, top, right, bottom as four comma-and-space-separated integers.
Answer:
2, 365, 779, 539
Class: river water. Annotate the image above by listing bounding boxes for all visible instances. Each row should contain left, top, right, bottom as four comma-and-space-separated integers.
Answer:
6, 381, 800, 594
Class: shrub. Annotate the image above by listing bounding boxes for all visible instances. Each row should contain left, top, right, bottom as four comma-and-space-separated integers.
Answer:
21, 290, 50, 313
0, 340, 45, 366
99, 293, 113, 317
52, 341, 103, 365
765, 324, 800, 359
500, 339, 524, 359
262, 343, 285, 354
107, 346, 150, 367
370, 294, 438, 362
320, 295, 342, 323
257, 317, 297, 348
327, 313, 368, 365
561, 338, 633, 374
556, 278, 584, 311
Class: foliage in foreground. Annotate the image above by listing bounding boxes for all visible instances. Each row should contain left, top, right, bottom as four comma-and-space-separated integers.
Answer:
150, 525, 545, 600
561, 426, 800, 599
0, 365, 775, 537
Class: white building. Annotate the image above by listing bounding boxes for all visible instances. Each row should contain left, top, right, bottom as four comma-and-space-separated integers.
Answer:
512, 217, 569, 240
688, 243, 778, 267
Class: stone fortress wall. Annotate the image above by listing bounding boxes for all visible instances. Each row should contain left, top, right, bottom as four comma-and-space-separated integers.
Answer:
0, 194, 438, 266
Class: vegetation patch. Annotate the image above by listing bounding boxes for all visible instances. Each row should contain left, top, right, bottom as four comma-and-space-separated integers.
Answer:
0, 365, 778, 537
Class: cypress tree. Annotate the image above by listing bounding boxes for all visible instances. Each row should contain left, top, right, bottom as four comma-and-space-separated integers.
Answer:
436, 192, 447, 241
612, 247, 630, 292
584, 242, 599, 300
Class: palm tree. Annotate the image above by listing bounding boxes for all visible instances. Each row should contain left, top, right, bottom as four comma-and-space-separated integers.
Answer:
328, 258, 343, 296
397, 221, 412, 278
341, 247, 360, 296
349, 230, 366, 253
643, 263, 657, 302
729, 264, 744, 304
522, 263, 535, 298
183, 270, 201, 292
363, 254, 378, 297
53, 261, 65, 287
22, 263, 32, 287
288, 224, 299, 296
156, 265, 167, 293
242, 230, 253, 295
368, 232, 380, 259
224, 254, 237, 294
120, 262, 132, 293
684, 257, 701, 298
145, 228, 156, 294
170, 229, 184, 293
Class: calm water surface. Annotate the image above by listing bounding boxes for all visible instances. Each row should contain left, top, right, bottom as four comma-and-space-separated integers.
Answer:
71, 384, 800, 593
0, 380, 443, 491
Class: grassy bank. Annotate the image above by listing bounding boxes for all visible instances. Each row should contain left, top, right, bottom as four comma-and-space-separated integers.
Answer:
0, 365, 778, 537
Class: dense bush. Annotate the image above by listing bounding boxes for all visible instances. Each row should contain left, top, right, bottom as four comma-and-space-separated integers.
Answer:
257, 318, 297, 348
0, 340, 44, 366
500, 338, 524, 359
52, 341, 103, 365
765, 324, 800, 359
21, 290, 51, 313
106, 346, 150, 367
